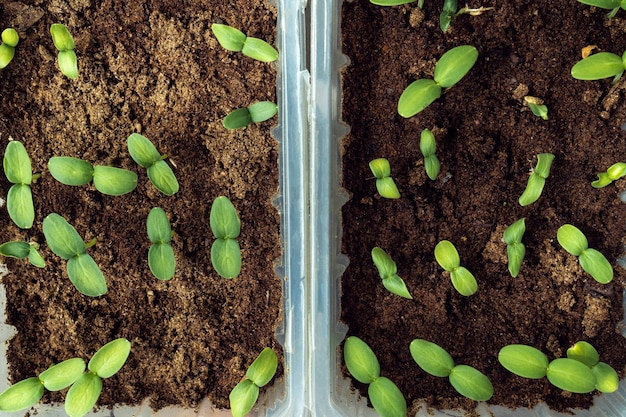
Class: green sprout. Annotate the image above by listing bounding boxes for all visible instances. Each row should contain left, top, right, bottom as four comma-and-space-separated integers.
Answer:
0, 338, 130, 417
369, 158, 400, 199
571, 50, 626, 83
210, 196, 242, 278
0, 28, 19, 69
398, 45, 478, 118
229, 347, 277, 417
127, 133, 179, 196
3, 140, 38, 229
211, 23, 278, 62
344, 336, 407, 417
567, 341, 619, 393
42, 213, 107, 296
371, 247, 413, 299
498, 344, 598, 394
502, 218, 526, 277
576, 0, 626, 18
48, 156, 137, 196
420, 129, 441, 180
434, 240, 477, 296
591, 162, 626, 188
147, 207, 175, 280
0, 241, 45, 268
223, 101, 278, 130
409, 339, 493, 401
50, 23, 78, 79
440, 0, 494, 32
557, 224, 613, 284
518, 153, 554, 206
524, 96, 548, 120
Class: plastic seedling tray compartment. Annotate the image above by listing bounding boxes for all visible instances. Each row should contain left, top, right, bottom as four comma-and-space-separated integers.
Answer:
0, 0, 308, 416
309, 0, 626, 416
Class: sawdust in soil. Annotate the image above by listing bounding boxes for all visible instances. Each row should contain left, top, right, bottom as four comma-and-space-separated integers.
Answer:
0, 0, 282, 411
341, 0, 626, 413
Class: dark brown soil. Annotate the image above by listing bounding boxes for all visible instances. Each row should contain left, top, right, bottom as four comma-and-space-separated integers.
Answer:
341, 0, 626, 414
0, 0, 281, 411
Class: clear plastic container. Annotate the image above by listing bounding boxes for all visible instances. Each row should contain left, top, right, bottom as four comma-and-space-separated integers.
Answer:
0, 0, 308, 416
308, 0, 626, 416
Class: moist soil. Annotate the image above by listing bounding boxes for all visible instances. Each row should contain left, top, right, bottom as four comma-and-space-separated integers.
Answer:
0, 0, 281, 411
341, 0, 626, 414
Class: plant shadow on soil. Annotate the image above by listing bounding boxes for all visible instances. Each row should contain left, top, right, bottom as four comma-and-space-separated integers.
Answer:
0, 0, 282, 411
341, 0, 626, 414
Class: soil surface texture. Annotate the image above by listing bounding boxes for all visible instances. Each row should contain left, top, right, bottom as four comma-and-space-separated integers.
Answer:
0, 0, 281, 411
341, 0, 626, 413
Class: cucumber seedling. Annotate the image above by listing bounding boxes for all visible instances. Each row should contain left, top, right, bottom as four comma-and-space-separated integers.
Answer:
369, 158, 400, 199
48, 156, 137, 196
518, 153, 554, 206
591, 162, 626, 188
502, 218, 526, 277
498, 344, 598, 394
344, 336, 407, 417
524, 96, 549, 120
440, 0, 493, 32
398, 45, 478, 117
50, 23, 78, 79
410, 339, 493, 401
229, 347, 278, 417
0, 28, 19, 69
434, 240, 478, 296
223, 101, 278, 129
420, 129, 441, 180
576, 0, 626, 18
42, 213, 107, 296
0, 241, 45, 268
566, 341, 619, 393
3, 140, 38, 228
571, 49, 626, 83
557, 224, 613, 284
127, 133, 179, 196
371, 247, 412, 299
211, 23, 278, 62
147, 207, 176, 280
210, 196, 242, 278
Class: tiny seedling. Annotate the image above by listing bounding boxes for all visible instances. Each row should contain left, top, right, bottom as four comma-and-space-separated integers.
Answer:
591, 162, 626, 188
42, 213, 107, 296
210, 196, 242, 278
498, 344, 597, 393
127, 133, 179, 196
567, 341, 619, 393
440, 0, 494, 32
557, 224, 613, 284
147, 207, 175, 280
518, 153, 554, 206
50, 23, 78, 79
229, 347, 277, 417
344, 336, 407, 417
0, 338, 130, 417
502, 218, 526, 277
571, 50, 626, 83
4, 140, 38, 228
410, 339, 493, 401
48, 156, 137, 196
371, 247, 412, 299
434, 240, 477, 296
420, 129, 441, 180
223, 101, 278, 129
0, 28, 19, 69
211, 23, 278, 62
524, 96, 548, 120
369, 158, 400, 199
0, 241, 45, 268
576, 0, 626, 18
398, 45, 478, 118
